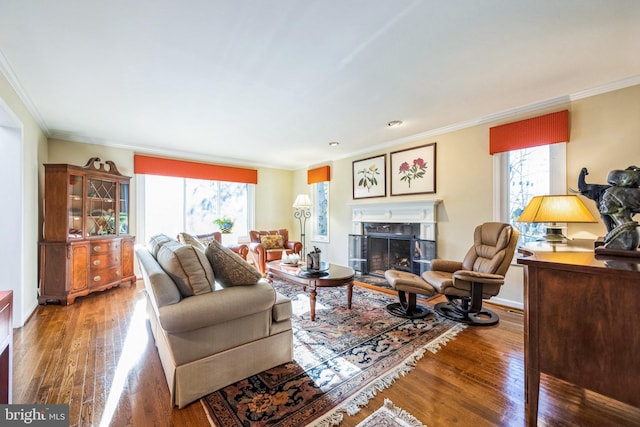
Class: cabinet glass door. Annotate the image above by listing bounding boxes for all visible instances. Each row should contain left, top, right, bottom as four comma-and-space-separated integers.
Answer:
119, 182, 129, 234
87, 178, 116, 236
68, 174, 84, 238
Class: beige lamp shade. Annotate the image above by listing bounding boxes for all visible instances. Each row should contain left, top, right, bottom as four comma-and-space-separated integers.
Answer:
292, 194, 312, 209
517, 195, 597, 224
517, 195, 597, 243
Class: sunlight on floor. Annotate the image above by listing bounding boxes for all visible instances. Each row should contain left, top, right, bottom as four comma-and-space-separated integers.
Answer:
99, 299, 148, 427
290, 293, 329, 314
289, 293, 363, 383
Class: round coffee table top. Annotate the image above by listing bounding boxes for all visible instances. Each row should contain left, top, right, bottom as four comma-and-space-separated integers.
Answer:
267, 261, 354, 281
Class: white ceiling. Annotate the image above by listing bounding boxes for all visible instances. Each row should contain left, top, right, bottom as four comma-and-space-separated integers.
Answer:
1, 0, 639, 169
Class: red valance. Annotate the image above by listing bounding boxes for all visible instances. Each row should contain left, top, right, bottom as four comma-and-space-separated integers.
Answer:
134, 155, 258, 184
489, 110, 569, 155
308, 165, 331, 184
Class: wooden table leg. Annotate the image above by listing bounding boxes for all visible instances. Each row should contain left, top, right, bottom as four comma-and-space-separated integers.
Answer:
347, 281, 353, 309
310, 287, 317, 321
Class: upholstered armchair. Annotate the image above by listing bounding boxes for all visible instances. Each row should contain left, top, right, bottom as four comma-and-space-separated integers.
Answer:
249, 229, 302, 276
177, 231, 249, 260
385, 222, 519, 326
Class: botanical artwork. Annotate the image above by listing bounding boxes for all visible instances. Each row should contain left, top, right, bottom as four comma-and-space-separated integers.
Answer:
390, 143, 436, 196
353, 154, 387, 199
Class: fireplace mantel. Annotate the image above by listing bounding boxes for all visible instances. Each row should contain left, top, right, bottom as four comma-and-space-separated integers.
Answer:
350, 199, 441, 240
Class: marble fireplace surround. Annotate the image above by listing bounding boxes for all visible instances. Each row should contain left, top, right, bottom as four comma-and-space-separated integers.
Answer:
350, 200, 441, 239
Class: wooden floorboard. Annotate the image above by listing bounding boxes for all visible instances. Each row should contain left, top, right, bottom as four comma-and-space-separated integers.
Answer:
13, 280, 640, 426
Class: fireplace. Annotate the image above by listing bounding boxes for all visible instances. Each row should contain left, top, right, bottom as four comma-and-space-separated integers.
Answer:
348, 200, 440, 277
349, 222, 435, 277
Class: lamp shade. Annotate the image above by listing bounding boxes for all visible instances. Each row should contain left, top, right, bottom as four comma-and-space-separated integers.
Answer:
292, 194, 312, 209
517, 195, 597, 223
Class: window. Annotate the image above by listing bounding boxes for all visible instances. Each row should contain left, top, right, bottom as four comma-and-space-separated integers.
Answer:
138, 174, 254, 243
494, 143, 566, 245
312, 181, 329, 243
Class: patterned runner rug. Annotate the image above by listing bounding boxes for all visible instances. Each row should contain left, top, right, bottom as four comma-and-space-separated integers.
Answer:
355, 399, 426, 427
201, 282, 465, 426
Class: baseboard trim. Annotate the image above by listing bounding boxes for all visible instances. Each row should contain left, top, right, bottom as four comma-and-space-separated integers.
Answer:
487, 297, 523, 311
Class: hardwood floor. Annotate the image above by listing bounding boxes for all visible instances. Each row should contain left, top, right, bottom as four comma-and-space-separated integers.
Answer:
14, 281, 640, 426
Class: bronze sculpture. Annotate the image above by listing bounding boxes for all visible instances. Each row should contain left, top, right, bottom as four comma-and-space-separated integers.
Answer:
577, 166, 640, 250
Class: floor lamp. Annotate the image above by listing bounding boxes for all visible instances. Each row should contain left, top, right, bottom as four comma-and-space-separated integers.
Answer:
293, 194, 312, 257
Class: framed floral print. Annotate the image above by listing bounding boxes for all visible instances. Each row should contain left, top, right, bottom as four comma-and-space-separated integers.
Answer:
352, 154, 386, 199
390, 143, 436, 196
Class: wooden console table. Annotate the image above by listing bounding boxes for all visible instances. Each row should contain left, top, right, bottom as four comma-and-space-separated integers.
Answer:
517, 248, 640, 425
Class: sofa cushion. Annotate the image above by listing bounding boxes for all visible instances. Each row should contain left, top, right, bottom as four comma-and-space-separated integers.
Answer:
260, 235, 284, 250
148, 233, 175, 258
272, 292, 292, 322
205, 239, 261, 286
177, 232, 206, 251
157, 241, 215, 296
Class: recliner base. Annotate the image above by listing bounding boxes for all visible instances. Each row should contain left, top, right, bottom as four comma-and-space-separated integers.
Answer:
434, 301, 499, 326
386, 291, 430, 319
386, 302, 430, 319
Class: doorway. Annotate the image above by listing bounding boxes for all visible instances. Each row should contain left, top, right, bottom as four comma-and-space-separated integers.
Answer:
0, 101, 23, 328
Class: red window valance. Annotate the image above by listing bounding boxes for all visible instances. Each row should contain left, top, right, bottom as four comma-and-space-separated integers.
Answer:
308, 165, 331, 184
489, 110, 569, 155
134, 155, 258, 184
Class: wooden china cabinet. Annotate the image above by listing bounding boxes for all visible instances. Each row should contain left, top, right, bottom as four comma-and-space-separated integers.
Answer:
39, 157, 136, 305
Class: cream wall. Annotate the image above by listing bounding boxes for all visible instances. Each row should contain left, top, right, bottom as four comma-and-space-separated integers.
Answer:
322, 84, 640, 308
0, 71, 48, 327
47, 139, 297, 244
4, 62, 638, 321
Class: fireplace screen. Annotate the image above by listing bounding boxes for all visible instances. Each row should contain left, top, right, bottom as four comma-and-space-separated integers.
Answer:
348, 222, 436, 277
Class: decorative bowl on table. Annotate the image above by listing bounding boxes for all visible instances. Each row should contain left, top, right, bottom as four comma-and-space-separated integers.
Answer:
281, 253, 301, 266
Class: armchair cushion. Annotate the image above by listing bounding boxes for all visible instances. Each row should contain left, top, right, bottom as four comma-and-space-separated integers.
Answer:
429, 259, 463, 273
156, 240, 214, 297
205, 239, 262, 287
260, 235, 284, 250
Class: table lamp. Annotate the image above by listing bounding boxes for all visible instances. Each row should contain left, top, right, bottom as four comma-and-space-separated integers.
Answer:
517, 195, 597, 243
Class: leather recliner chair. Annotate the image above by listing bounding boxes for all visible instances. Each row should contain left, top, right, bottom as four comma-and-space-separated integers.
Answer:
385, 222, 518, 326
249, 229, 302, 276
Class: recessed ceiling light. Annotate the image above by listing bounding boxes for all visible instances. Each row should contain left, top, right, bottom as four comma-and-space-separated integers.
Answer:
328, 141, 340, 147
387, 120, 403, 127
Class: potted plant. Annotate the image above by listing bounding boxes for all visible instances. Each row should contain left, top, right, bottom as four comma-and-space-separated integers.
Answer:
214, 217, 235, 233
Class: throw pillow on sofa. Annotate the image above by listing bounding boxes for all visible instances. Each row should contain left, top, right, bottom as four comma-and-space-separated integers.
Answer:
177, 232, 206, 251
148, 233, 175, 258
156, 240, 215, 296
205, 239, 262, 287
260, 235, 284, 250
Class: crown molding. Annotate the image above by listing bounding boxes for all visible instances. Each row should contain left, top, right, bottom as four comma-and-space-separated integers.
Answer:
0, 48, 50, 135
569, 75, 640, 101
47, 129, 287, 170
329, 75, 640, 166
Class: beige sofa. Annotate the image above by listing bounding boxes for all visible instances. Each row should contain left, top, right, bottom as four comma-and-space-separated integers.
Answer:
135, 234, 293, 408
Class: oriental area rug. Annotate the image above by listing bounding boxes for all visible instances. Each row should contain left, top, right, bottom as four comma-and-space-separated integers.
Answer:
355, 399, 426, 427
201, 281, 465, 427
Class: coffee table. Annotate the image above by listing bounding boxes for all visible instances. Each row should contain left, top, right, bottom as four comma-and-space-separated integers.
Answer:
266, 261, 355, 321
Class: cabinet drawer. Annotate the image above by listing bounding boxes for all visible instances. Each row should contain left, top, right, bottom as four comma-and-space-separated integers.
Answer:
90, 240, 121, 254
90, 252, 120, 269
90, 267, 122, 287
